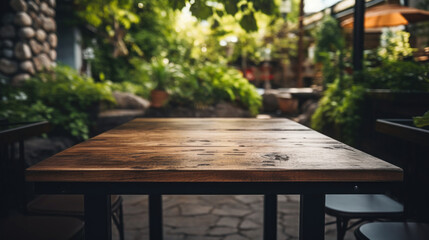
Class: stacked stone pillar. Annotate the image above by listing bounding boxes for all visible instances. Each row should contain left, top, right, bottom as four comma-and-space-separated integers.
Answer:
0, 0, 57, 85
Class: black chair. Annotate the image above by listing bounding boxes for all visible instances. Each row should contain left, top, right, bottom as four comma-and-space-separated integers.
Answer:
355, 222, 429, 240
0, 121, 124, 239
0, 215, 84, 240
26, 194, 124, 240
325, 194, 404, 240
1, 121, 84, 240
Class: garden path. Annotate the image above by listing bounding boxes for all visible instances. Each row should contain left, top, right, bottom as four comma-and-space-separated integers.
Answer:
113, 195, 356, 240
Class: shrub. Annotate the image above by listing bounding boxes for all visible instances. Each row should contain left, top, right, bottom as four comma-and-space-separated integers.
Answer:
0, 74, 52, 124
311, 76, 366, 145
169, 63, 262, 116
361, 61, 429, 91
23, 65, 115, 139
128, 59, 262, 116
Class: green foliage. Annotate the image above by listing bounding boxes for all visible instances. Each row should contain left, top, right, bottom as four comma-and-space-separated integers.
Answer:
361, 61, 429, 91
73, 0, 267, 115
377, 30, 415, 61
311, 77, 366, 145
314, 16, 345, 58
413, 111, 429, 128
75, 0, 139, 30
128, 60, 262, 116
110, 81, 150, 99
23, 66, 115, 139
190, 0, 213, 20
239, 12, 258, 32
314, 15, 346, 85
167, 63, 262, 115
312, 24, 429, 145
224, 0, 239, 15
145, 58, 174, 91
167, 0, 278, 32
0, 74, 52, 124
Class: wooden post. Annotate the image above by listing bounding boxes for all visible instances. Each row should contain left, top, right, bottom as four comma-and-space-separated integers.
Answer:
353, 0, 365, 72
297, 0, 305, 87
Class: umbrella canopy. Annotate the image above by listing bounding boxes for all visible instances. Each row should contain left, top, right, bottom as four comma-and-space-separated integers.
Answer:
342, 4, 429, 29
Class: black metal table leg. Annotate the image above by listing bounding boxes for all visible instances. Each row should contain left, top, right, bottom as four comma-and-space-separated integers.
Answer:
299, 194, 325, 240
84, 194, 112, 240
149, 194, 163, 240
264, 194, 277, 240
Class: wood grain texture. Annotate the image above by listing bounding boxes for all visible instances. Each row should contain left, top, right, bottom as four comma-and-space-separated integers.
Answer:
26, 118, 402, 182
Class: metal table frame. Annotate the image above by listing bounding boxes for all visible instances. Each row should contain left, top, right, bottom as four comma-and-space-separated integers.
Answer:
34, 181, 401, 240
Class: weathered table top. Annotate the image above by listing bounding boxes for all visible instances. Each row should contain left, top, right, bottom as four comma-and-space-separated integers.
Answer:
26, 118, 402, 183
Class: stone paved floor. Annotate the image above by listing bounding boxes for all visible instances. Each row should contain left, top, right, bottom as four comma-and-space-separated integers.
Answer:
112, 195, 357, 240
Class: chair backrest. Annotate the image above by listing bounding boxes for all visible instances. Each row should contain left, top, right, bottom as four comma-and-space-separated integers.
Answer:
0, 121, 51, 216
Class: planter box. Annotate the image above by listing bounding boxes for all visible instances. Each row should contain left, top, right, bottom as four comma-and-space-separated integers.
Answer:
376, 118, 429, 221
376, 119, 429, 146
359, 90, 429, 152
366, 90, 429, 118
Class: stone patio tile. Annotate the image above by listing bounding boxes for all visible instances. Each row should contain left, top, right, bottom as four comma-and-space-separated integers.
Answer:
119, 195, 358, 240
164, 233, 186, 240
208, 227, 238, 236
180, 203, 213, 216
224, 234, 248, 240
286, 195, 300, 202
216, 217, 241, 228
164, 215, 218, 228
123, 230, 147, 240
169, 195, 210, 204
278, 201, 300, 215
278, 195, 288, 202
281, 215, 299, 227
199, 195, 241, 205
212, 207, 252, 217
240, 229, 262, 239
123, 195, 148, 205
167, 226, 210, 235
245, 212, 263, 224
163, 199, 180, 209
186, 236, 221, 240
164, 206, 181, 216
234, 195, 263, 204
249, 202, 262, 211
239, 219, 260, 229
281, 215, 299, 238
123, 202, 148, 215
124, 214, 148, 230
277, 228, 289, 240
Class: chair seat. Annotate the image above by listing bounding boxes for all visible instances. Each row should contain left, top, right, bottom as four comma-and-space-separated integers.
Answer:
0, 215, 83, 240
326, 194, 404, 218
27, 194, 121, 217
355, 222, 429, 240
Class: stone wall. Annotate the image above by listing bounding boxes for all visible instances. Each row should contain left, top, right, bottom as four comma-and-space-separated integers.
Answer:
0, 0, 56, 85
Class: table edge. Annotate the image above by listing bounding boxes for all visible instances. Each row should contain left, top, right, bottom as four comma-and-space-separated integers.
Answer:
26, 169, 403, 183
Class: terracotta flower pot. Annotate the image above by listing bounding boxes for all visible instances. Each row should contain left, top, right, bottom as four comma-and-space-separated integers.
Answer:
150, 90, 169, 108
277, 94, 298, 114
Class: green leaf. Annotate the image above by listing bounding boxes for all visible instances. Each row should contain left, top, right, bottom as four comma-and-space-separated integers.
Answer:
169, 0, 187, 10
190, 1, 213, 20
252, 0, 276, 15
211, 19, 220, 29
413, 111, 429, 128
240, 3, 248, 12
224, 0, 239, 15
239, 12, 258, 32
216, 10, 224, 17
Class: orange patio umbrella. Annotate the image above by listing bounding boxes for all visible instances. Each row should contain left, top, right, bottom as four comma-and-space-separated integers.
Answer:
341, 4, 429, 29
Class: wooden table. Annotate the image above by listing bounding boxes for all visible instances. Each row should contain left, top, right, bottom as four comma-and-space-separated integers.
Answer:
26, 118, 402, 240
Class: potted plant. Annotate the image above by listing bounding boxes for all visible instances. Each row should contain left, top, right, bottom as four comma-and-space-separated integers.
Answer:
149, 58, 172, 108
